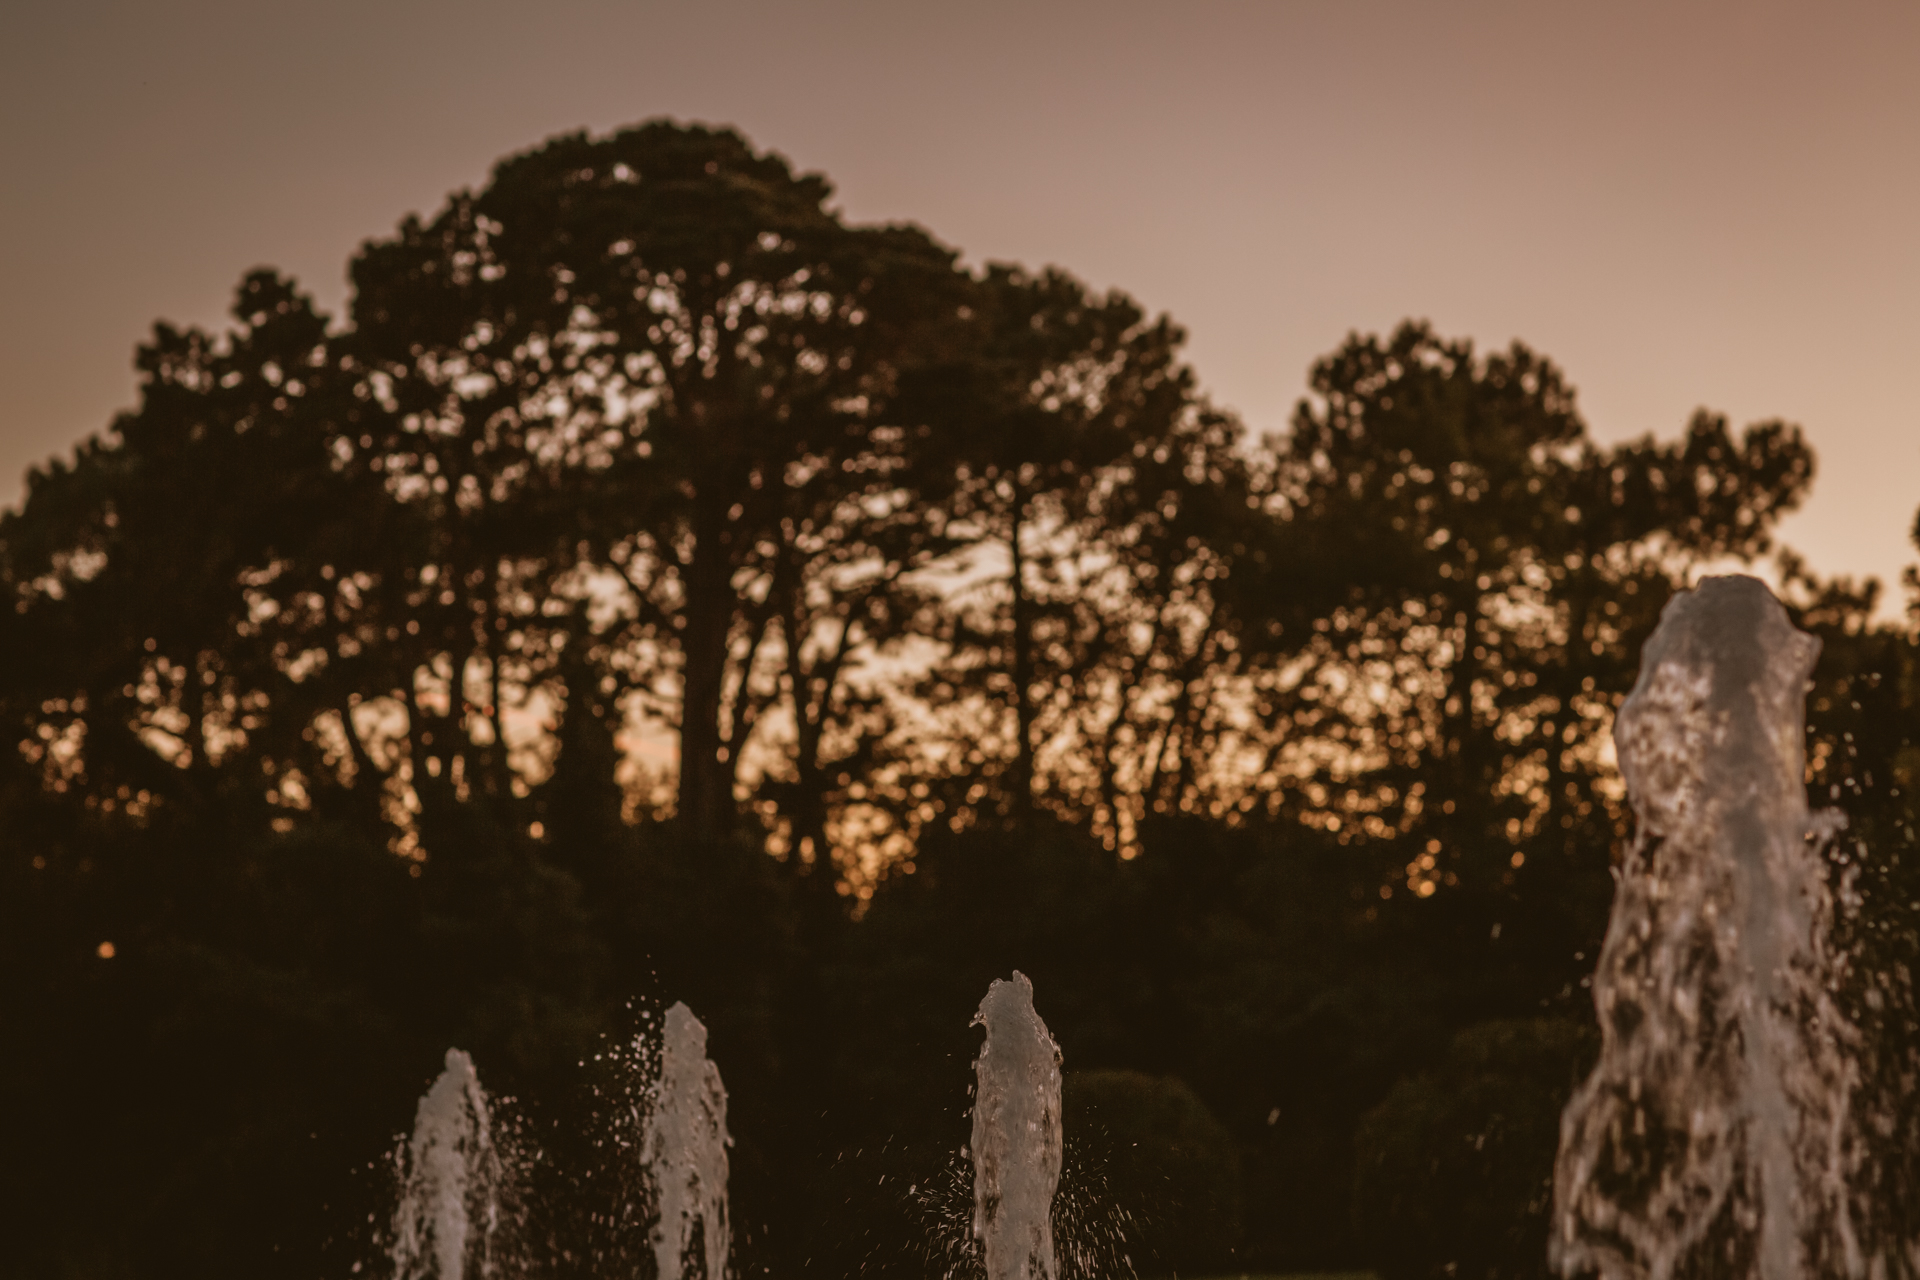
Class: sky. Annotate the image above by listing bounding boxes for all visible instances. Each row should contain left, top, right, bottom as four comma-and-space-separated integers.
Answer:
4, 1, 1917, 603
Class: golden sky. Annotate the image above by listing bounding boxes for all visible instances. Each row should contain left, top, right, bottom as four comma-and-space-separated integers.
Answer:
4, 1, 1916, 601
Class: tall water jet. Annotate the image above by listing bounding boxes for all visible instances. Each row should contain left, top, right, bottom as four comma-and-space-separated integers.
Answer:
972, 972, 1064, 1280
1553, 576, 1861, 1280
388, 1049, 502, 1280
641, 1002, 731, 1280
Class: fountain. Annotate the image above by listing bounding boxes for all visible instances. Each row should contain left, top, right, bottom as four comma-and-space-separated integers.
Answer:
376, 578, 1895, 1280
1553, 576, 1864, 1279
388, 1049, 505, 1280
640, 1001, 732, 1280
971, 971, 1065, 1280
383, 1006, 732, 1280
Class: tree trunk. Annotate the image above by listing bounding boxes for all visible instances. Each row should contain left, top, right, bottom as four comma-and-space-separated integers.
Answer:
1008, 485, 1036, 815
676, 502, 735, 843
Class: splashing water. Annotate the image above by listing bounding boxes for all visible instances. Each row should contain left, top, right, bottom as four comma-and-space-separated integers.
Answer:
972, 972, 1064, 1280
899, 1144, 1136, 1280
1553, 576, 1862, 1280
389, 1049, 503, 1280
641, 1002, 732, 1280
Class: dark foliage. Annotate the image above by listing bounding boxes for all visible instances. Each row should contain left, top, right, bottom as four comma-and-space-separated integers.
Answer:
1352, 1019, 1599, 1280
1063, 1069, 1242, 1274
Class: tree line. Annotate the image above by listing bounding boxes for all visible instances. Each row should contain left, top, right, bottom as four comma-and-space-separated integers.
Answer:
3, 120, 1916, 1279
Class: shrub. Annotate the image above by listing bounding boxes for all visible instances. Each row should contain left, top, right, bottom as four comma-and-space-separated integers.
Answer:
1063, 1068, 1242, 1276
1351, 1018, 1598, 1280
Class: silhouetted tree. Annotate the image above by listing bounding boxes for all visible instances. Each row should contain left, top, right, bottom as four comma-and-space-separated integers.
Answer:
6, 118, 1907, 1280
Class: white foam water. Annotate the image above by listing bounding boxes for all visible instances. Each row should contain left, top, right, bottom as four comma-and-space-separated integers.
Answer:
1553, 576, 1862, 1280
388, 1048, 503, 1280
640, 1001, 732, 1280
972, 972, 1064, 1280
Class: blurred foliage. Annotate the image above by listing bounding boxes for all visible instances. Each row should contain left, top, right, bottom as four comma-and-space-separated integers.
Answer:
1777, 561, 1920, 1264
1352, 1019, 1598, 1280
1, 118, 1914, 1280
1063, 1069, 1242, 1274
